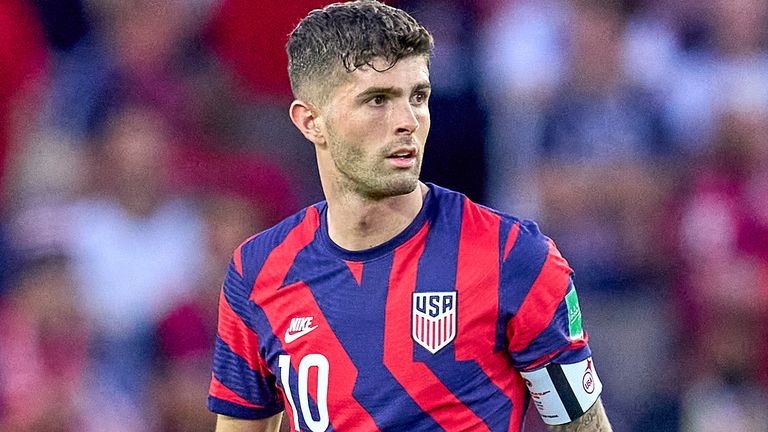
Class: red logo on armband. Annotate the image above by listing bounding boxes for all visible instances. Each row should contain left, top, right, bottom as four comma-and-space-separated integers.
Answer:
582, 359, 595, 394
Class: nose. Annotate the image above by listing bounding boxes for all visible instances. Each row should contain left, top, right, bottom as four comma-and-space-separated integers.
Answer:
393, 100, 419, 135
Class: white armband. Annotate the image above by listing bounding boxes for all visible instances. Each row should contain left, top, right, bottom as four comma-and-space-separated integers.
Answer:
519, 357, 602, 425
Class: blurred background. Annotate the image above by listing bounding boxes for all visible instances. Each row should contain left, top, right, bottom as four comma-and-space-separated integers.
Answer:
0, 0, 766, 431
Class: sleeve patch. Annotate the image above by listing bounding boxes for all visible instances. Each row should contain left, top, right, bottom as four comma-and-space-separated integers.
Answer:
564, 282, 584, 341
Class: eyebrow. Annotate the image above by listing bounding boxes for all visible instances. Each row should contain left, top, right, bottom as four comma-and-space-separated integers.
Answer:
355, 82, 431, 102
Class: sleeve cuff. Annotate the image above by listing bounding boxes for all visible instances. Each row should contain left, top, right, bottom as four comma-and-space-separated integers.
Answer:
208, 396, 284, 420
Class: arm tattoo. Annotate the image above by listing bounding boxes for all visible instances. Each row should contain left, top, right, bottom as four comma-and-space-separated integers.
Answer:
548, 398, 612, 432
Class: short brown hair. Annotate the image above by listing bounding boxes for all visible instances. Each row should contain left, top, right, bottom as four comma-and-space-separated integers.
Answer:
287, 0, 433, 105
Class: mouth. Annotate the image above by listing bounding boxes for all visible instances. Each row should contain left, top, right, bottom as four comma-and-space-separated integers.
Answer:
385, 147, 418, 168
386, 147, 417, 160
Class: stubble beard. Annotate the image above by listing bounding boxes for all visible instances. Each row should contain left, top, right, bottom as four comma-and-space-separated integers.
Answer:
326, 128, 421, 200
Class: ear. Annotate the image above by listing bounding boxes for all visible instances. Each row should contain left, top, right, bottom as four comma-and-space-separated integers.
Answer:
289, 99, 325, 146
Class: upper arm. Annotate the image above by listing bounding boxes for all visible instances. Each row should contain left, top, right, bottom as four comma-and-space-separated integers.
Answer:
215, 413, 283, 432
503, 222, 606, 426
208, 259, 284, 419
547, 398, 612, 432
503, 221, 587, 371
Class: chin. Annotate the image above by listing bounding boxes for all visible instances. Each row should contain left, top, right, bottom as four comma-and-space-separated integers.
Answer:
381, 175, 420, 196
359, 175, 419, 199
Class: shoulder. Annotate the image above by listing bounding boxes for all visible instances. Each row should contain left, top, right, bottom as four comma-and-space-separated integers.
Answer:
432, 184, 548, 233
494, 211, 555, 266
241, 203, 321, 248
233, 202, 324, 279
428, 183, 511, 226
427, 183, 553, 252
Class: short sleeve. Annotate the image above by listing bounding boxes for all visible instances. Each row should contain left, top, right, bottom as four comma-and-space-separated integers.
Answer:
509, 276, 591, 370
501, 221, 591, 371
502, 223, 603, 425
208, 260, 284, 419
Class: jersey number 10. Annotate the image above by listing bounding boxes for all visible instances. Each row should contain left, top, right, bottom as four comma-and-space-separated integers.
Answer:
278, 354, 330, 432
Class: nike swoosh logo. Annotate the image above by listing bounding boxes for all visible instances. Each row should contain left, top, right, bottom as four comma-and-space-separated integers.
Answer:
284, 325, 318, 343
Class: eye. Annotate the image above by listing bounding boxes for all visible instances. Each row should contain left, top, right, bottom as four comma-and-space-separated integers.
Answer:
411, 91, 429, 105
367, 95, 386, 106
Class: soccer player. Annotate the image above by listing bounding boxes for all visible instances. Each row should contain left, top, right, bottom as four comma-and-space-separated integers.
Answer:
208, 1, 612, 431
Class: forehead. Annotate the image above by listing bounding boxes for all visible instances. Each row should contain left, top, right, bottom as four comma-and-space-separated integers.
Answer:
334, 56, 430, 96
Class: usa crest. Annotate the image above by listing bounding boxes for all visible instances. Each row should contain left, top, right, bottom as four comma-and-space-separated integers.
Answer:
412, 292, 457, 354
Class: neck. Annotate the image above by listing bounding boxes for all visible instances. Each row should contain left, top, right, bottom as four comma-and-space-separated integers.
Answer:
325, 182, 427, 251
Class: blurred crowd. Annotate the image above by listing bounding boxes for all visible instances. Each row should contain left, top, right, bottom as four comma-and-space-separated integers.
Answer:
0, 0, 766, 431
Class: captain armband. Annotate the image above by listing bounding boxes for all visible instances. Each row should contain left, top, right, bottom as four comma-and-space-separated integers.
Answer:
519, 357, 603, 425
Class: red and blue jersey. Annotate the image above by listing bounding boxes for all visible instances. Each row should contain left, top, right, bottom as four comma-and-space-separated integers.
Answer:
208, 183, 592, 431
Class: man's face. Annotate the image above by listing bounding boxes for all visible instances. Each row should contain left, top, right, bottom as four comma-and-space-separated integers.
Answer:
319, 55, 431, 199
